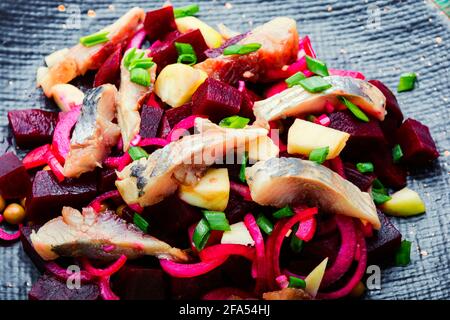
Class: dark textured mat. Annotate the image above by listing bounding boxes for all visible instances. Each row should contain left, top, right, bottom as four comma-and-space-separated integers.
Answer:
0, 0, 449, 300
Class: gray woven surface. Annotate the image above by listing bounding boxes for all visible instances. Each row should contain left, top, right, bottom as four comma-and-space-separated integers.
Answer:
0, 0, 449, 300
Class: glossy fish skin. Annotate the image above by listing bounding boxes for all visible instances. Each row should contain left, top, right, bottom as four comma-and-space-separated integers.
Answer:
245, 157, 380, 229
116, 118, 268, 207
64, 84, 120, 178
253, 76, 386, 127
39, 7, 145, 97
30, 206, 188, 262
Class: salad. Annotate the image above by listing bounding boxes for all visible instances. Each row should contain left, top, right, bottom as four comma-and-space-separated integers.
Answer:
0, 4, 439, 300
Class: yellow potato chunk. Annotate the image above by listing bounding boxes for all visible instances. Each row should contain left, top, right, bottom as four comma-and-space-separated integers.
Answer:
221, 222, 255, 246
51, 84, 85, 112
304, 257, 328, 298
381, 187, 426, 217
176, 16, 223, 49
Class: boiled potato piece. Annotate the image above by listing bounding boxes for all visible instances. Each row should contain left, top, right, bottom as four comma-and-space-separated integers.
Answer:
45, 48, 69, 68
51, 84, 85, 112
287, 119, 350, 159
155, 63, 207, 108
176, 16, 223, 48
221, 222, 255, 246
381, 187, 426, 217
304, 257, 328, 297
248, 135, 280, 162
179, 168, 230, 211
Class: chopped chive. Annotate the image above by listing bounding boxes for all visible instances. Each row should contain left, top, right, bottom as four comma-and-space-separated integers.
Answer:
219, 115, 250, 129
372, 190, 392, 205
123, 48, 137, 68
175, 42, 197, 65
309, 146, 329, 164
203, 211, 231, 231
273, 206, 294, 219
174, 4, 200, 19
285, 71, 306, 88
239, 152, 248, 183
128, 146, 149, 161
356, 162, 374, 173
395, 240, 412, 267
306, 115, 317, 123
256, 213, 273, 235
397, 72, 416, 93
193, 218, 211, 250
305, 55, 329, 77
130, 68, 151, 87
392, 144, 404, 163
372, 178, 388, 195
298, 76, 332, 93
339, 96, 369, 122
133, 213, 149, 233
129, 57, 154, 70
223, 43, 262, 56
290, 224, 304, 253
288, 276, 306, 289
79, 31, 109, 47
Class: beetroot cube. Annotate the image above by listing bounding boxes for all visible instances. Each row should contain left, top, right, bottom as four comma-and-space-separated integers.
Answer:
139, 105, 164, 139
93, 45, 122, 87
164, 103, 193, 127
192, 78, 242, 122
97, 168, 117, 194
8, 109, 58, 148
0, 152, 31, 199
157, 115, 171, 139
170, 267, 224, 300
143, 6, 177, 41
397, 118, 439, 165
368, 145, 406, 190
344, 163, 376, 192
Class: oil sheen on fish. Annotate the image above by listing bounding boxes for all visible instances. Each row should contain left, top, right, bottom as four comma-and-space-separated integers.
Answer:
30, 206, 188, 261
38, 7, 145, 97
245, 157, 380, 229
64, 84, 120, 178
116, 118, 269, 207
253, 76, 386, 127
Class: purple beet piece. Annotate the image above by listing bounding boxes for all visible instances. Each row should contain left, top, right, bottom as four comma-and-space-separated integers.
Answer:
366, 210, 402, 266
225, 189, 258, 224
368, 145, 407, 189
192, 78, 242, 122
397, 118, 439, 165
221, 256, 254, 290
0, 152, 32, 200
29, 273, 99, 300
205, 32, 249, 58
8, 109, 58, 148
143, 6, 177, 41
20, 224, 45, 272
112, 266, 168, 300
26, 170, 97, 223
97, 168, 117, 194
239, 88, 257, 120
139, 105, 164, 139
344, 162, 376, 192
157, 115, 171, 139
164, 103, 193, 127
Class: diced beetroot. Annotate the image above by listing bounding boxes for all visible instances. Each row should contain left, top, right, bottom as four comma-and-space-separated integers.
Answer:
205, 32, 249, 58
239, 88, 258, 120
26, 170, 97, 223
221, 256, 254, 289
157, 115, 171, 139
97, 168, 117, 194
344, 163, 376, 192
143, 6, 177, 41
8, 109, 58, 148
397, 118, 439, 165
150, 29, 208, 72
225, 189, 258, 224
20, 224, 45, 272
29, 273, 99, 300
112, 266, 168, 300
367, 145, 407, 190
164, 103, 193, 128
93, 45, 122, 87
139, 105, 164, 139
192, 78, 242, 122
0, 152, 32, 200
366, 210, 402, 266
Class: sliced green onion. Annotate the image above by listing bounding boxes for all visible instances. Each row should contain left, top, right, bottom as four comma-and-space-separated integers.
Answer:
256, 213, 273, 235
79, 31, 109, 47
130, 68, 151, 87
285, 71, 306, 88
298, 76, 332, 93
290, 224, 304, 253
392, 144, 404, 163
129, 58, 154, 71
339, 96, 369, 122
395, 240, 412, 267
305, 56, 329, 77
372, 190, 392, 205
128, 146, 149, 161
174, 4, 200, 19
193, 218, 211, 250
219, 115, 250, 129
123, 48, 137, 68
273, 206, 294, 219
133, 213, 149, 233
356, 162, 374, 173
239, 152, 248, 183
288, 276, 306, 289
397, 72, 416, 93
223, 43, 262, 56
372, 178, 388, 195
203, 211, 231, 231
175, 42, 197, 65
309, 146, 329, 164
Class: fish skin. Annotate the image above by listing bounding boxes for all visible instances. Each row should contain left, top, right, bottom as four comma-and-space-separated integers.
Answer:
116, 118, 268, 207
245, 157, 381, 229
39, 7, 145, 97
63, 84, 120, 178
30, 206, 188, 262
253, 76, 386, 127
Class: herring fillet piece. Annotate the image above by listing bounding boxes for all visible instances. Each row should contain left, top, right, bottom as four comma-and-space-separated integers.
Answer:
253, 76, 386, 127
63, 84, 121, 178
245, 157, 380, 229
30, 206, 188, 262
116, 118, 268, 207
